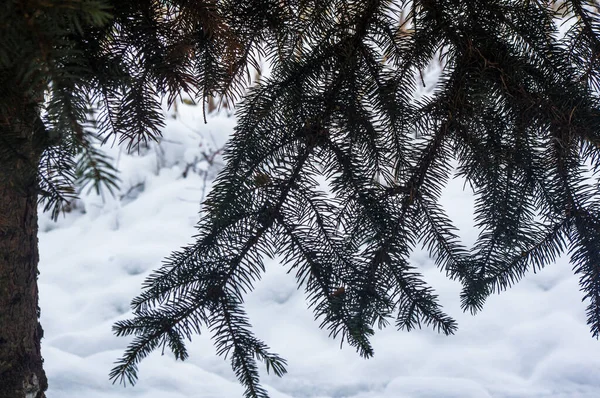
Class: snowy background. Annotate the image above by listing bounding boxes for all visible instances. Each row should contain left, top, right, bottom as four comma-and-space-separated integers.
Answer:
38, 86, 600, 397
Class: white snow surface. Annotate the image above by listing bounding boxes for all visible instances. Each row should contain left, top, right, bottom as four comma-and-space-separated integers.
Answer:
38, 100, 600, 398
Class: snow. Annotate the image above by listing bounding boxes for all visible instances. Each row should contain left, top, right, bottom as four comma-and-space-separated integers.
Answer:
38, 100, 600, 397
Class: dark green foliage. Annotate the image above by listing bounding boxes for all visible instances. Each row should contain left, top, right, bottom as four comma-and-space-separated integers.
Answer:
1, 0, 116, 216
3, 1, 600, 397
2, 0, 263, 216
107, 1, 600, 397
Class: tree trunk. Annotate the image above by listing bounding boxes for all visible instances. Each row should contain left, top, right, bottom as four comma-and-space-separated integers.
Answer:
0, 114, 48, 398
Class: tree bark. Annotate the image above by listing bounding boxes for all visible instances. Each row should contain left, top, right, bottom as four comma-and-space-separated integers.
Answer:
0, 114, 48, 398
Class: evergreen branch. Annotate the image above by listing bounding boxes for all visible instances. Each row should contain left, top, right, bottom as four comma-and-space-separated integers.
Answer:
276, 218, 375, 356
130, 83, 313, 311
0, 119, 78, 220
391, 261, 458, 335
324, 140, 398, 329
75, 133, 121, 197
415, 191, 472, 281
325, 112, 457, 336
96, 87, 124, 147
569, 208, 600, 338
483, 217, 571, 294
295, 188, 365, 291
78, 1, 600, 393
115, 76, 164, 151
111, 302, 210, 386
38, 142, 78, 220
275, 184, 381, 356
355, 42, 415, 176
462, 162, 540, 313
211, 294, 286, 398
383, 132, 459, 334
564, 1, 600, 90
132, 123, 314, 315
110, 326, 164, 386
547, 87, 600, 337
119, 145, 311, 393
138, 143, 310, 305
568, 0, 600, 56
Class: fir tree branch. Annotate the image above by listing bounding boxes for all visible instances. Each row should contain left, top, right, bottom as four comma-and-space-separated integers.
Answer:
98, 2, 600, 394
415, 191, 472, 280
211, 294, 286, 398
483, 217, 571, 294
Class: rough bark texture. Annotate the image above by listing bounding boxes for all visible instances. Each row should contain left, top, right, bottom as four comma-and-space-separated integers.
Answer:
0, 114, 47, 398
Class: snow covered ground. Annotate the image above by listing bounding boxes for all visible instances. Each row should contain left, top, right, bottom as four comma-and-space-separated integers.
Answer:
38, 100, 600, 398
